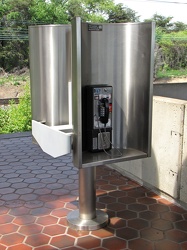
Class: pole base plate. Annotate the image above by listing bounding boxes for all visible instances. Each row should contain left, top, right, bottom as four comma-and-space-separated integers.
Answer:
67, 209, 109, 231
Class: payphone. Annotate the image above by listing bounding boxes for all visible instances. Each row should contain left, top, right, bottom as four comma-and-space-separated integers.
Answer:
83, 85, 112, 152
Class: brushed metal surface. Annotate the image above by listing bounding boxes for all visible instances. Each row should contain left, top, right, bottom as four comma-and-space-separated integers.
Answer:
81, 22, 155, 155
29, 19, 155, 168
79, 167, 96, 220
67, 209, 109, 231
73, 21, 155, 168
29, 25, 71, 126
82, 148, 147, 168
71, 17, 83, 168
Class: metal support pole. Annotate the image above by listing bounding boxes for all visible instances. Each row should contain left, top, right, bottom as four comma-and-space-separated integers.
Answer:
67, 167, 109, 230
79, 167, 96, 220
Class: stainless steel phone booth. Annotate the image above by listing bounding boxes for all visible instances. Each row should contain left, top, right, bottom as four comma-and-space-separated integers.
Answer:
29, 18, 155, 230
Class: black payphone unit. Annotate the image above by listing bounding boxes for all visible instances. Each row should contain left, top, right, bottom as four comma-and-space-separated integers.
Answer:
83, 85, 112, 152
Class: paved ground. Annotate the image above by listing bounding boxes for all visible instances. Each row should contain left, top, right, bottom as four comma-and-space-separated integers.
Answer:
0, 132, 187, 250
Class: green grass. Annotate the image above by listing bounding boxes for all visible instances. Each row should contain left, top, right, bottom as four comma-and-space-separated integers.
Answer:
0, 83, 31, 134
0, 73, 30, 86
156, 69, 187, 79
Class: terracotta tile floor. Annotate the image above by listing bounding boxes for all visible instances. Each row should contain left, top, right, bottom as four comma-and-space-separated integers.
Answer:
0, 133, 187, 250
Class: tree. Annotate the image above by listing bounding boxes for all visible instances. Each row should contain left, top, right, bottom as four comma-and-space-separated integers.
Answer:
107, 3, 139, 23
145, 14, 187, 33
29, 0, 68, 24
0, 0, 69, 71
0, 0, 145, 72
0, 0, 31, 71
144, 14, 173, 32
170, 21, 187, 32
66, 0, 115, 23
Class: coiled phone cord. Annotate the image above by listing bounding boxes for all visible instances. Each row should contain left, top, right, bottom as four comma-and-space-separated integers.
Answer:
96, 115, 122, 157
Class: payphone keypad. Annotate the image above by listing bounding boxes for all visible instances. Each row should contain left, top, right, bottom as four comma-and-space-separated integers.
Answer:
83, 85, 112, 152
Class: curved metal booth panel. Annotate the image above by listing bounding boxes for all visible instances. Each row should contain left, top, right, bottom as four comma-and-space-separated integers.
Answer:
72, 18, 155, 169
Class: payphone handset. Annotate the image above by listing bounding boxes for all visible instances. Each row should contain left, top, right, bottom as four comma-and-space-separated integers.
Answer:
84, 85, 112, 152
98, 98, 109, 125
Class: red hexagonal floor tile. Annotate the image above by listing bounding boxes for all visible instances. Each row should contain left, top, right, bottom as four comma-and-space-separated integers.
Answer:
7, 244, 32, 250
2, 141, 187, 250
34, 246, 58, 250
50, 235, 75, 248
0, 223, 19, 235
108, 190, 126, 198
102, 175, 118, 182
118, 196, 136, 204
100, 184, 117, 191
155, 239, 180, 250
25, 234, 51, 247
0, 244, 6, 250
96, 179, 108, 186
51, 208, 70, 218
99, 195, 116, 204
139, 210, 159, 221
96, 189, 107, 196
0, 214, 14, 224
30, 207, 52, 216
106, 209, 116, 218
13, 215, 36, 225
19, 223, 43, 236
116, 227, 138, 240
128, 218, 149, 230
107, 202, 126, 212
129, 238, 153, 250
96, 202, 106, 209
128, 180, 141, 188
117, 209, 137, 220
166, 229, 187, 243
65, 201, 78, 210
62, 247, 83, 250
0, 207, 9, 215
170, 205, 187, 214
149, 203, 169, 213
127, 189, 145, 198
118, 184, 134, 191
151, 218, 173, 231
66, 227, 89, 238
181, 241, 187, 250
141, 228, 164, 241
91, 228, 114, 238
102, 236, 126, 250
76, 235, 101, 249
9, 207, 30, 216
175, 221, 187, 232
138, 197, 157, 205
161, 211, 183, 222
108, 217, 126, 229
128, 203, 147, 212
59, 217, 69, 227
43, 224, 66, 236
36, 215, 58, 226
109, 178, 126, 186
1, 233, 25, 246
44, 200, 65, 209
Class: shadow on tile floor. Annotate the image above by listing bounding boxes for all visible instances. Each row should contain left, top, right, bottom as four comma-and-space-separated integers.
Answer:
0, 135, 187, 249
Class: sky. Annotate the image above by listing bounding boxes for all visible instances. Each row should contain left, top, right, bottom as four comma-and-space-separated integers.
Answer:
114, 0, 187, 23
